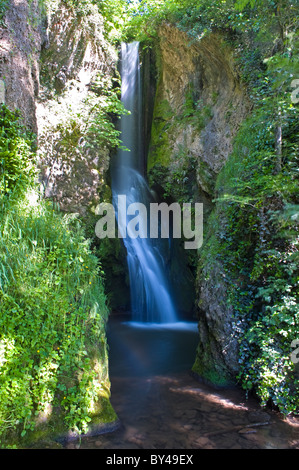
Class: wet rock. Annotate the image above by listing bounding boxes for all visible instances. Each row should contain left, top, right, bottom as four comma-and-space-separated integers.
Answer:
55, 69, 67, 91
182, 424, 194, 431
184, 410, 197, 419
248, 411, 270, 423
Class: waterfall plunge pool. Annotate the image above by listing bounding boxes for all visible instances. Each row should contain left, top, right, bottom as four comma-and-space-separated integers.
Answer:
106, 315, 199, 378
73, 314, 299, 450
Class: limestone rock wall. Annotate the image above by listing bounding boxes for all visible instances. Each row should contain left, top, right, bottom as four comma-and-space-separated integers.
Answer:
36, 3, 118, 216
149, 24, 249, 199
148, 24, 251, 384
0, 1, 118, 216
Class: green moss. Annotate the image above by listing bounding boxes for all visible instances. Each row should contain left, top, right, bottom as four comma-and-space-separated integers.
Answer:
195, 50, 299, 413
148, 128, 172, 169
180, 86, 213, 131
12, 395, 118, 448
89, 396, 118, 426
147, 98, 174, 170
153, 93, 174, 120
192, 356, 236, 388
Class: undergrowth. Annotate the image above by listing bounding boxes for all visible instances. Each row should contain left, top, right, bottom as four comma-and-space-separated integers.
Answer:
0, 104, 114, 446
200, 45, 299, 414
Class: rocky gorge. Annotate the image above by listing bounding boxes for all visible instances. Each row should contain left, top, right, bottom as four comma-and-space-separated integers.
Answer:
0, 0, 298, 448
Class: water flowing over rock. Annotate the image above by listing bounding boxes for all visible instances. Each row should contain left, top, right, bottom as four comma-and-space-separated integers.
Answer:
111, 42, 177, 324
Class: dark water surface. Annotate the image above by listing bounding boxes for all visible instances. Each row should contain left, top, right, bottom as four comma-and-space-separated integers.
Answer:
75, 316, 299, 450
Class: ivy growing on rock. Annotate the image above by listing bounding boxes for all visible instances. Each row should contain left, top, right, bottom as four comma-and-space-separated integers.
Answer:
202, 42, 299, 413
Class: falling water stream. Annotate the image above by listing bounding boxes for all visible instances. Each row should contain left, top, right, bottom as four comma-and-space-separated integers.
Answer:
111, 42, 177, 324
76, 43, 299, 450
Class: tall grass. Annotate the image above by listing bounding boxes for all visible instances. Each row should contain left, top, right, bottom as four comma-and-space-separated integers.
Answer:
0, 105, 114, 445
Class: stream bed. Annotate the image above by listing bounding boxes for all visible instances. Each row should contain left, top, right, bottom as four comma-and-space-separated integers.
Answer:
73, 316, 299, 450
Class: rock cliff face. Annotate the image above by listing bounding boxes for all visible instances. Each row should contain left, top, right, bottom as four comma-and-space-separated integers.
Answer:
0, 0, 45, 132
148, 24, 251, 385
149, 25, 249, 197
0, 1, 118, 216
36, 3, 118, 216
1, 2, 252, 387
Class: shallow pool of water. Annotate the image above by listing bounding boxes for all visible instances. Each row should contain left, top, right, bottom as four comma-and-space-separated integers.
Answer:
107, 318, 199, 377
73, 316, 299, 450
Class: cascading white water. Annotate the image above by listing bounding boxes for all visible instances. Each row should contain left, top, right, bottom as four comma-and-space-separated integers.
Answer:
112, 42, 177, 324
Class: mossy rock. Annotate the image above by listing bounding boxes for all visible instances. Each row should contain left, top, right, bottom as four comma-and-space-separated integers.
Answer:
192, 355, 237, 389
4, 394, 119, 449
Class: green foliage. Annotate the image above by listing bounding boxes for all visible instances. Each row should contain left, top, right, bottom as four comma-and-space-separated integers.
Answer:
121, 0, 236, 43
201, 39, 299, 413
86, 72, 129, 151
40, 0, 299, 48
42, 0, 96, 17
0, 196, 111, 442
0, 107, 113, 445
181, 88, 213, 131
0, 0, 9, 24
0, 105, 36, 198
234, 0, 298, 39
96, 0, 137, 42
121, 0, 298, 53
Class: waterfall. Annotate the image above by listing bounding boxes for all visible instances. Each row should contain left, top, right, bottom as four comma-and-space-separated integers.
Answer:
111, 42, 177, 324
